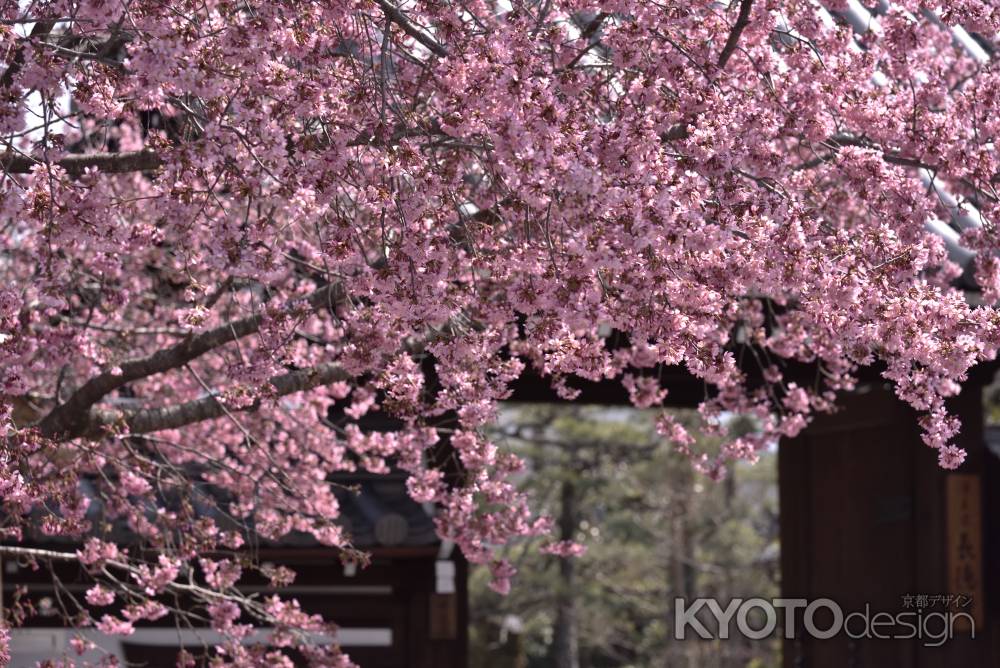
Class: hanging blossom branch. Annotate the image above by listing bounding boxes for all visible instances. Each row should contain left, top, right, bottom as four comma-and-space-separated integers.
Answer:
0, 542, 338, 662
794, 134, 940, 171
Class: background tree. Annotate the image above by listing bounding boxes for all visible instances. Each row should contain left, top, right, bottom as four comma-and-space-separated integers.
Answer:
470, 406, 779, 668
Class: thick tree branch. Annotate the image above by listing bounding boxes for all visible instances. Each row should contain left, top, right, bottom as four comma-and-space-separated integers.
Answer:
52, 300, 475, 440
0, 20, 55, 89
0, 544, 79, 561
661, 123, 691, 142
38, 283, 347, 439
717, 0, 753, 71
0, 124, 444, 176
0, 149, 163, 175
561, 12, 610, 70
86, 362, 351, 437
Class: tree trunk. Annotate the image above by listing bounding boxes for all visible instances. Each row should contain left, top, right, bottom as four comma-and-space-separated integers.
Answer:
666, 465, 697, 668
551, 478, 581, 668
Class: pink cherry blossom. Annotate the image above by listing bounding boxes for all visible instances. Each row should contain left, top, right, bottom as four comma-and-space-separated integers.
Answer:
95, 615, 134, 637
541, 541, 588, 558
84, 585, 115, 607
488, 560, 518, 596
0, 1, 997, 662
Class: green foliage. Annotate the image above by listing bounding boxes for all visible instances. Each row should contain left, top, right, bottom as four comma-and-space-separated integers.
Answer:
470, 405, 780, 668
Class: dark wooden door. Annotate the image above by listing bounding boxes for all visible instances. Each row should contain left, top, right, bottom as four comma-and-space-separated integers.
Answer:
780, 383, 996, 667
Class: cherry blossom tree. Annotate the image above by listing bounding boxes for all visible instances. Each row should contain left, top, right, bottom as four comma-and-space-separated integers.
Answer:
1, 0, 999, 665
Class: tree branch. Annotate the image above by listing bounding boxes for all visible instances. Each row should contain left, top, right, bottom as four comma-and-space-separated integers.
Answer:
0, 124, 445, 177
0, 149, 163, 175
0, 20, 55, 89
717, 0, 753, 71
38, 283, 347, 439
377, 0, 449, 58
0, 544, 79, 561
86, 362, 351, 437
661, 123, 691, 142
795, 134, 938, 171
561, 12, 610, 70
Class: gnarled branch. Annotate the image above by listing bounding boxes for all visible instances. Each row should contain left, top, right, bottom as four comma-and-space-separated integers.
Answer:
38, 283, 347, 439
86, 362, 351, 437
